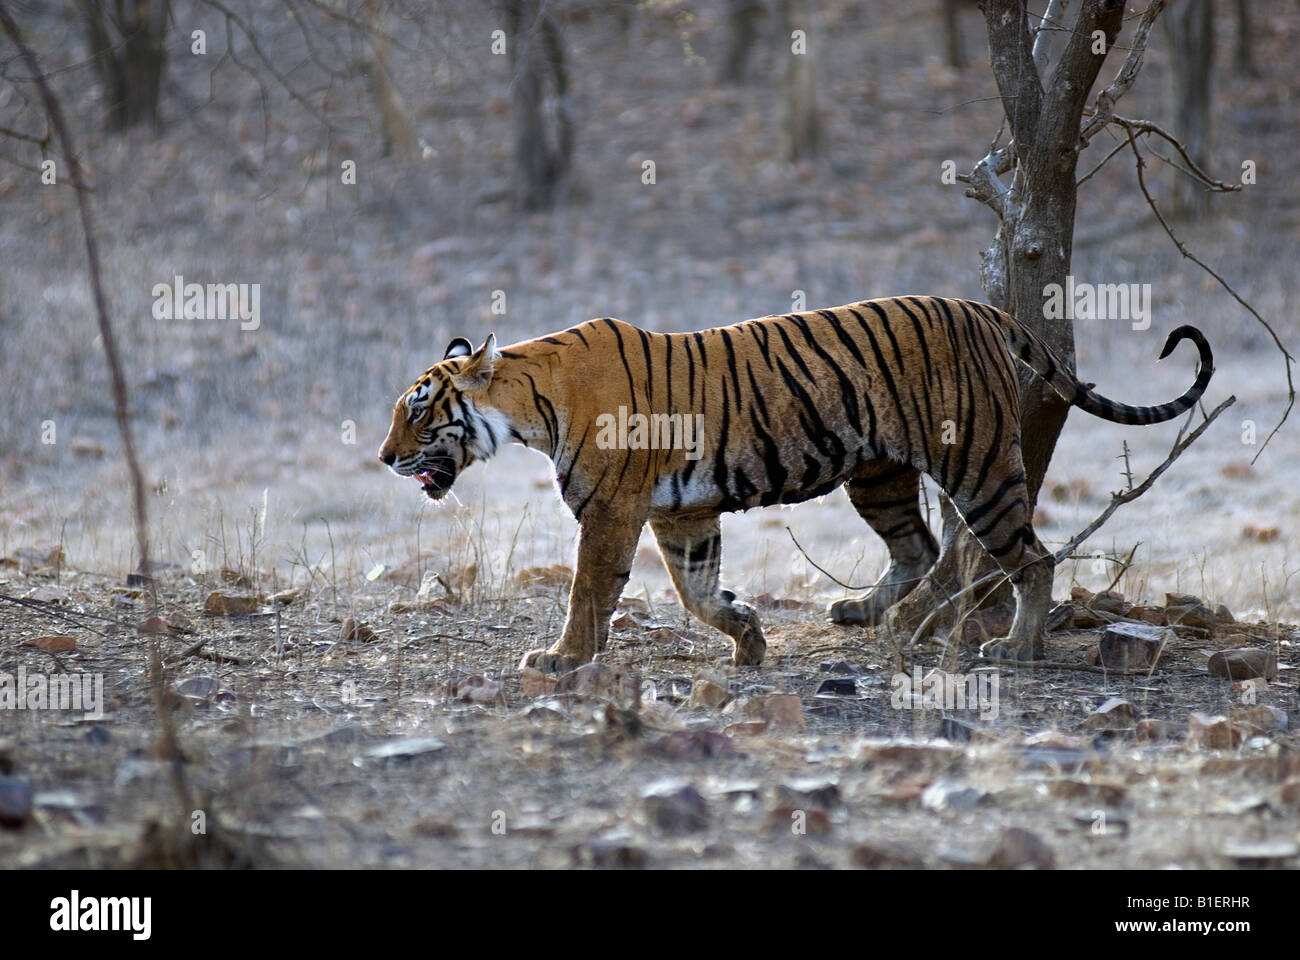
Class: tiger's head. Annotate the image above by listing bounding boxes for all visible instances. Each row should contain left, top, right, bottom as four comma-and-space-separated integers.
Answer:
378, 334, 504, 501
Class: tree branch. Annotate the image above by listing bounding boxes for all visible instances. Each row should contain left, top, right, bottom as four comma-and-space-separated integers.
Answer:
0, 2, 152, 598
1120, 125, 1294, 462
1079, 0, 1168, 146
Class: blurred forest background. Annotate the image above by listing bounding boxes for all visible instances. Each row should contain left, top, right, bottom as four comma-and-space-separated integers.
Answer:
1, 0, 1297, 621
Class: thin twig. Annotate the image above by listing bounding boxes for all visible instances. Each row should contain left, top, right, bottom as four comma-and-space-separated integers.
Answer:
0, 4, 152, 600
1120, 125, 1293, 462
1055, 395, 1236, 561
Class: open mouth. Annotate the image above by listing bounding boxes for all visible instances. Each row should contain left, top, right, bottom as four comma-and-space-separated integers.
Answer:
414, 457, 457, 499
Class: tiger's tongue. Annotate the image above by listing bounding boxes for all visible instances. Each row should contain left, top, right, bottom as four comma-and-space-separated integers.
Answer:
416, 472, 436, 487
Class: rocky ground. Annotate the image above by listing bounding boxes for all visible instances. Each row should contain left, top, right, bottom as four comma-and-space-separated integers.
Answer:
1, 549, 1296, 869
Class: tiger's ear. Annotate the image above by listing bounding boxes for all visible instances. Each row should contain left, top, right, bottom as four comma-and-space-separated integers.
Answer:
444, 337, 473, 360
451, 333, 498, 391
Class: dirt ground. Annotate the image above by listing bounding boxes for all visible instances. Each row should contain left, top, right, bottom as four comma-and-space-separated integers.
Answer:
1, 560, 1297, 869
2, 2, 1299, 869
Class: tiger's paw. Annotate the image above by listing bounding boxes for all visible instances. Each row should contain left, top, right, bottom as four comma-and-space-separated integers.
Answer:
732, 630, 766, 667
979, 636, 1043, 663
519, 648, 586, 675
829, 597, 876, 625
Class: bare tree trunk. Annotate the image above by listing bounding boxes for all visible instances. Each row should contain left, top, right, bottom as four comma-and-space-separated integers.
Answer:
1233, 0, 1258, 77
719, 0, 762, 84
363, 0, 416, 160
943, 0, 966, 69
1163, 0, 1214, 219
504, 0, 574, 211
77, 0, 169, 131
889, 0, 1126, 645
778, 0, 819, 162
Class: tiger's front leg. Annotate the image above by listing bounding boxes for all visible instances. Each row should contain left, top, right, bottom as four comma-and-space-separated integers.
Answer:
519, 510, 644, 674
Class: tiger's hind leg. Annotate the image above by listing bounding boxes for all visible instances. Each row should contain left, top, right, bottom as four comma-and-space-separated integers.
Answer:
946, 460, 1055, 662
829, 462, 939, 626
650, 515, 765, 666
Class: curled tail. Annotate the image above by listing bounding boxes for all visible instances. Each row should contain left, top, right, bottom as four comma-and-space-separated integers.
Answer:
991, 305, 1214, 425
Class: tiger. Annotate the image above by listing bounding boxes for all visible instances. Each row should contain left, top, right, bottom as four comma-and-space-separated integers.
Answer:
378, 296, 1212, 671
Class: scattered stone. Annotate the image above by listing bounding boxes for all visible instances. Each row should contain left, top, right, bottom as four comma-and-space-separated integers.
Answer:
1135, 718, 1184, 742
1165, 593, 1217, 629
1081, 697, 1139, 731
338, 617, 377, 643
448, 675, 502, 704
1199, 756, 1300, 779
1099, 622, 1171, 671
1017, 732, 1096, 773
270, 588, 302, 606
643, 783, 709, 835
203, 591, 259, 616
556, 662, 640, 707
1281, 778, 1300, 806
1045, 778, 1126, 805
20, 635, 76, 653
652, 730, 736, 761
0, 777, 34, 828
815, 677, 857, 697
851, 839, 924, 869
775, 779, 841, 810
1241, 524, 1279, 543
1214, 604, 1235, 623
1091, 591, 1131, 616
1186, 713, 1244, 751
1221, 839, 1298, 866
725, 693, 805, 732
412, 817, 459, 838
689, 672, 733, 709
986, 826, 1056, 869
220, 567, 254, 588
1232, 705, 1287, 733
137, 616, 176, 636
1071, 607, 1107, 628
1127, 605, 1168, 626
519, 667, 558, 697
1071, 809, 1129, 835
1208, 648, 1277, 681
723, 721, 768, 737
767, 806, 831, 835
22, 585, 69, 604
363, 736, 446, 760
861, 742, 957, 773
1229, 677, 1268, 696
572, 837, 647, 869
174, 676, 222, 702
921, 779, 986, 811
110, 593, 138, 609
